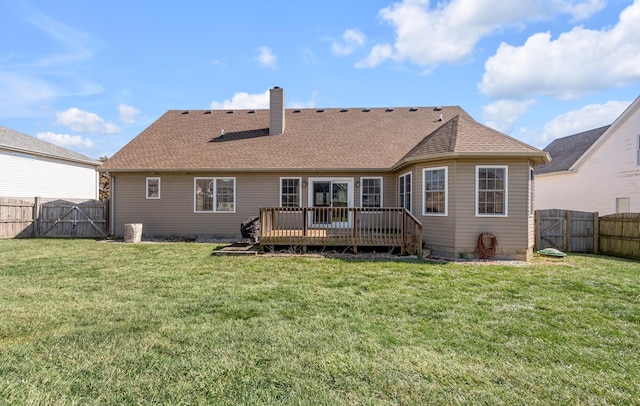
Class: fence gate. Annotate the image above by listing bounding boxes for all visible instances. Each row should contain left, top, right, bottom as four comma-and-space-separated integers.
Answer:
39, 200, 107, 238
535, 209, 598, 253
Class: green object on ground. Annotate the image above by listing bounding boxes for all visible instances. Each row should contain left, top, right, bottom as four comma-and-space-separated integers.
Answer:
537, 248, 567, 257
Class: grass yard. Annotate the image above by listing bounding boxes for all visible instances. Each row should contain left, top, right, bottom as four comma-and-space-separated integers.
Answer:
1, 240, 639, 405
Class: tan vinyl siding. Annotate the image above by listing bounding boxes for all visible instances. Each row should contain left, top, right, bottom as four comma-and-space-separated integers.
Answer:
111, 171, 397, 238
450, 160, 533, 259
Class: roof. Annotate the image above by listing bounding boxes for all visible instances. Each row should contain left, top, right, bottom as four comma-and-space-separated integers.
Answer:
536, 125, 610, 174
100, 106, 549, 172
0, 125, 100, 166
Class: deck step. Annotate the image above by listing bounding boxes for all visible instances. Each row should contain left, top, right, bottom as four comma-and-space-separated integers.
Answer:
214, 243, 259, 256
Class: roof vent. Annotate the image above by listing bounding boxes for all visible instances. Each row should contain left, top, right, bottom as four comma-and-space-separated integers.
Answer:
226, 110, 234, 114
433, 106, 442, 111
362, 108, 371, 112
409, 107, 418, 112
385, 108, 394, 112
248, 110, 255, 114
438, 114, 443, 121
340, 109, 348, 113
204, 110, 212, 114
181, 111, 189, 115
316, 109, 324, 113
293, 109, 301, 113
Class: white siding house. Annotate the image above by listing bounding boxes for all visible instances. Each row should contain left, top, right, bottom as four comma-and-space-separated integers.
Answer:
0, 125, 100, 200
536, 96, 640, 215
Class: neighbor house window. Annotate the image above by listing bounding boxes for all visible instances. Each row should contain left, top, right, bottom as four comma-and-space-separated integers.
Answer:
399, 172, 412, 211
360, 177, 382, 208
146, 177, 160, 199
423, 167, 447, 215
616, 197, 629, 213
280, 177, 301, 207
476, 166, 508, 216
194, 177, 235, 213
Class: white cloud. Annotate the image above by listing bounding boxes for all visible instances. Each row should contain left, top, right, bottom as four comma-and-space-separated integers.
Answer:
332, 29, 366, 56
482, 98, 537, 134
36, 131, 94, 149
539, 100, 631, 143
480, 1, 640, 99
256, 46, 277, 69
118, 104, 141, 124
55, 107, 120, 134
358, 0, 605, 68
210, 90, 270, 110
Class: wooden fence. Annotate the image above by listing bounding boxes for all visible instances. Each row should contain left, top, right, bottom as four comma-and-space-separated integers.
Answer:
535, 210, 640, 260
0, 197, 108, 239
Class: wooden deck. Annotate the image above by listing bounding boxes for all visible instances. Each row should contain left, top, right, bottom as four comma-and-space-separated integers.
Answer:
259, 207, 422, 258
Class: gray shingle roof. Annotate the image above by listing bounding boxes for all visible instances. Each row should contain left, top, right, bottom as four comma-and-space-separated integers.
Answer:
100, 106, 549, 172
0, 125, 99, 165
536, 125, 610, 174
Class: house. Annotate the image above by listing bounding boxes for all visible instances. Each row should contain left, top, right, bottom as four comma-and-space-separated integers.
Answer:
536, 95, 640, 215
0, 125, 100, 200
99, 87, 549, 260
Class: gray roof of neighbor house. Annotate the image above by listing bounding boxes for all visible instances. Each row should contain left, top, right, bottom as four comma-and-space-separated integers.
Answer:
536, 125, 610, 174
100, 106, 549, 172
0, 125, 100, 166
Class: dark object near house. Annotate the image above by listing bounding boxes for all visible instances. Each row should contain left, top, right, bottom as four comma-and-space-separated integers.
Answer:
241, 216, 260, 242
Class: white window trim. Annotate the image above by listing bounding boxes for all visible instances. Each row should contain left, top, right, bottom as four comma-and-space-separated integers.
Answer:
637, 135, 640, 166
279, 177, 302, 207
193, 177, 236, 213
475, 165, 508, 217
359, 176, 383, 208
398, 171, 412, 211
422, 167, 448, 216
529, 167, 535, 217
146, 177, 161, 199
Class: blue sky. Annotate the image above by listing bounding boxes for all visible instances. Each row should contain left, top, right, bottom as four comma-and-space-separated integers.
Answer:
1, 0, 639, 159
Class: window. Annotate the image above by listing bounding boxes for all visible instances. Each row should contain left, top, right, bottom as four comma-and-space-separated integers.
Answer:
194, 177, 235, 213
529, 168, 535, 216
399, 172, 412, 211
423, 167, 447, 215
476, 166, 508, 216
146, 177, 160, 199
12, 152, 35, 159
280, 177, 301, 207
360, 177, 382, 208
616, 197, 629, 213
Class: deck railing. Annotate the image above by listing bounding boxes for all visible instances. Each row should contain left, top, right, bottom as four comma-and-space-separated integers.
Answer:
259, 207, 423, 258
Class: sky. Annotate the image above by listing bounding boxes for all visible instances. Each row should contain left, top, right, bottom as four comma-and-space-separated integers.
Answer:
1, 0, 639, 160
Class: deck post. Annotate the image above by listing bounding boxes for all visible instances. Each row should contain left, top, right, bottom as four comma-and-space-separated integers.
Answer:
302, 207, 308, 253
352, 209, 358, 253
401, 209, 407, 255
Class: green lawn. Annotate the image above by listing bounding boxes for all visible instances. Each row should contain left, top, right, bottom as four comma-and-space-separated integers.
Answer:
1, 239, 638, 405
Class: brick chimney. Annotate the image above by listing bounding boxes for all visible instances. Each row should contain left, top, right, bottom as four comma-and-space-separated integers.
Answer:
269, 86, 285, 135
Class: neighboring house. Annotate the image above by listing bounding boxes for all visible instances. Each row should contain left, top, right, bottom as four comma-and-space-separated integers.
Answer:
536, 95, 640, 215
100, 87, 549, 260
0, 125, 100, 200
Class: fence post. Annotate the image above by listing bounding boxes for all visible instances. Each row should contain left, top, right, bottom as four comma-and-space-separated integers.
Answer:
565, 210, 572, 253
593, 211, 599, 255
534, 210, 540, 251
33, 197, 41, 237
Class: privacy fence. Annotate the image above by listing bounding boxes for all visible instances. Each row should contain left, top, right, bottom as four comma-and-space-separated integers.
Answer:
0, 197, 108, 239
535, 209, 640, 261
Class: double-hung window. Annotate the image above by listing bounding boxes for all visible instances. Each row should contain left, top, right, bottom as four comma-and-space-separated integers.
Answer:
280, 177, 301, 207
146, 177, 160, 199
194, 177, 235, 213
360, 177, 382, 208
476, 166, 508, 216
398, 172, 412, 211
423, 167, 447, 215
